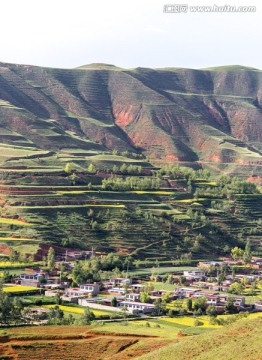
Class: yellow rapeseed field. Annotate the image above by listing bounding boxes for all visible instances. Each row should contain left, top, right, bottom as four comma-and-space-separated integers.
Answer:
45, 305, 112, 316
3, 285, 39, 293
0, 261, 39, 268
0, 218, 31, 226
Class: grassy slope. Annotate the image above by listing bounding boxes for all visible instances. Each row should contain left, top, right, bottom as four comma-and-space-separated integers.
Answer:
137, 316, 262, 360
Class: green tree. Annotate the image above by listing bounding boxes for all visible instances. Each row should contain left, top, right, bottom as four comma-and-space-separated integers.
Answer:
12, 298, 24, 324
55, 293, 61, 305
179, 276, 186, 285
127, 165, 134, 174
70, 172, 77, 185
67, 314, 75, 325
193, 297, 206, 313
186, 298, 193, 311
161, 292, 171, 304
0, 291, 24, 324
80, 307, 95, 325
228, 282, 244, 295
111, 297, 117, 307
48, 305, 64, 321
120, 163, 127, 174
112, 164, 118, 173
9, 250, 19, 263
0, 290, 13, 323
218, 272, 226, 287
249, 281, 257, 296
206, 305, 217, 318
87, 163, 96, 173
140, 292, 151, 303
2, 271, 12, 283
64, 163, 72, 173
194, 319, 204, 326
91, 220, 98, 230
47, 247, 55, 269
231, 247, 244, 260
224, 296, 235, 314
243, 239, 252, 264
153, 298, 164, 316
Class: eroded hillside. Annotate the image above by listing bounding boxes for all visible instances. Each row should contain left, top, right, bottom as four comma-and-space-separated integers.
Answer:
0, 62, 262, 175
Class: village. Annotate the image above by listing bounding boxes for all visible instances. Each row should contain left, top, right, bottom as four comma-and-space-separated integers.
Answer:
2, 247, 262, 324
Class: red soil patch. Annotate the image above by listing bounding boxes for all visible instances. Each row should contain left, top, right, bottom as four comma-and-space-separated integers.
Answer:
0, 244, 12, 255
0, 328, 169, 360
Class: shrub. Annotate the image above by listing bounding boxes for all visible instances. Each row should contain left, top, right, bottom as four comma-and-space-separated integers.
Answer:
194, 319, 204, 326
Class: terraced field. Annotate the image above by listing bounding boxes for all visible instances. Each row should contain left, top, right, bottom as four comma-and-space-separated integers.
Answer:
0, 326, 169, 360
1, 316, 261, 360
0, 163, 261, 260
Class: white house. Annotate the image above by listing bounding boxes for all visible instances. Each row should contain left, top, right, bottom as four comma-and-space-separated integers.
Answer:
63, 283, 100, 301
109, 278, 132, 286
79, 283, 100, 296
130, 284, 145, 292
125, 293, 141, 302
19, 271, 49, 287
108, 287, 126, 294
254, 300, 262, 311
183, 270, 206, 280
206, 295, 245, 308
118, 301, 155, 314
174, 288, 198, 298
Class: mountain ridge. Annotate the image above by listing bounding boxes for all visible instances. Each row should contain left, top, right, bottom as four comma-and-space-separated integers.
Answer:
0, 62, 262, 175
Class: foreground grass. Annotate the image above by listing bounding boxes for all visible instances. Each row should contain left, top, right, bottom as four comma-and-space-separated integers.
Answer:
136, 317, 262, 360
161, 316, 220, 328
90, 318, 214, 338
90, 319, 187, 338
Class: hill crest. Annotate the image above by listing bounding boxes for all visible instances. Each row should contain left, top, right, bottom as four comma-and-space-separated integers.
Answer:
0, 62, 262, 175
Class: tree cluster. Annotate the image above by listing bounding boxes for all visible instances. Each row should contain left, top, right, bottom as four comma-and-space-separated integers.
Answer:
101, 176, 160, 191
72, 253, 126, 285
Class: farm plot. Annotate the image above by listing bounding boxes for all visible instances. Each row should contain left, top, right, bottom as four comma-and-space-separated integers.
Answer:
44, 304, 114, 317
3, 285, 39, 293
1, 325, 167, 360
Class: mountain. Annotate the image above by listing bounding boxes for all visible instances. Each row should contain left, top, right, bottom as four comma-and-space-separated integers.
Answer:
0, 62, 262, 175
